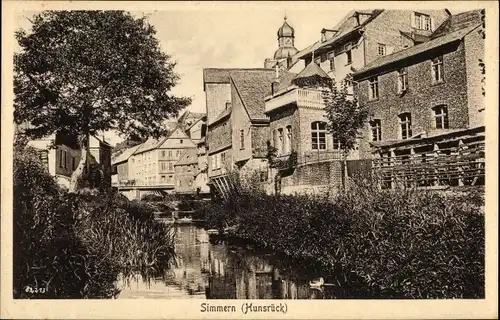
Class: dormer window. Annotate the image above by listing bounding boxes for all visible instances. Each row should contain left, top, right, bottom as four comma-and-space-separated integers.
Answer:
414, 12, 432, 31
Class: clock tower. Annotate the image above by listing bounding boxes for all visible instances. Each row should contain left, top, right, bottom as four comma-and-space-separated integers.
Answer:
264, 15, 298, 70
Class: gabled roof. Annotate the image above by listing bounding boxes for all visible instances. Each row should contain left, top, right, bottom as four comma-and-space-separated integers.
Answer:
133, 137, 164, 155
229, 69, 275, 121
431, 10, 483, 39
295, 10, 384, 59
353, 24, 480, 79
203, 68, 272, 89
294, 62, 329, 80
111, 144, 142, 165
174, 148, 198, 166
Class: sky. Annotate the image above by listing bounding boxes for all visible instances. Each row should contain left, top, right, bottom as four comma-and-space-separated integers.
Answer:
13, 2, 467, 146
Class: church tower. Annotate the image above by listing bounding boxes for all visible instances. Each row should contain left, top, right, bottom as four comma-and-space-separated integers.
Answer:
264, 16, 298, 70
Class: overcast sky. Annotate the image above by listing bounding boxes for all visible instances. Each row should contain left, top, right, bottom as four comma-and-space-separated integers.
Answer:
14, 3, 470, 145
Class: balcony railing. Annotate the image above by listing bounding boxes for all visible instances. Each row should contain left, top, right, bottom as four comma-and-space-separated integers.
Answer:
265, 88, 325, 113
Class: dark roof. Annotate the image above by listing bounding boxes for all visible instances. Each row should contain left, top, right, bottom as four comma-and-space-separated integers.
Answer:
229, 69, 275, 121
353, 24, 480, 79
431, 10, 483, 39
209, 106, 232, 127
112, 144, 142, 165
277, 70, 297, 92
294, 62, 329, 80
203, 68, 272, 88
295, 10, 384, 59
175, 148, 198, 166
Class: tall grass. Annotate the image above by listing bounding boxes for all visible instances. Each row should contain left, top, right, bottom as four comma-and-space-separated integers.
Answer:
13, 142, 176, 299
202, 175, 484, 299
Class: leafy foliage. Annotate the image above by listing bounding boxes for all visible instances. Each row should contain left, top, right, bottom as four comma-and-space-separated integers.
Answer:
14, 10, 190, 141
204, 181, 484, 298
322, 77, 369, 151
13, 143, 176, 298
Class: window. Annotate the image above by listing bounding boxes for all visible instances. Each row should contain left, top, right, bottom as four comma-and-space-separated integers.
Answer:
161, 162, 166, 171
176, 150, 182, 157
431, 56, 444, 82
344, 43, 352, 64
370, 119, 382, 141
378, 43, 386, 56
399, 113, 412, 140
311, 122, 327, 150
221, 152, 226, 166
397, 67, 408, 93
328, 52, 335, 71
433, 105, 449, 129
369, 77, 379, 100
168, 150, 173, 157
63, 151, 67, 169
240, 129, 245, 149
161, 175, 166, 182
72, 157, 76, 170
414, 12, 432, 31
180, 139, 183, 144
59, 150, 63, 168
168, 162, 173, 171
278, 128, 284, 153
286, 125, 292, 153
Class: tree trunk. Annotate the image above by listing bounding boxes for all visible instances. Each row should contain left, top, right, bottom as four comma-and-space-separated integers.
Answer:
68, 134, 89, 193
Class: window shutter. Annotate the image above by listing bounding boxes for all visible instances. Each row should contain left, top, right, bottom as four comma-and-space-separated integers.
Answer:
411, 12, 416, 28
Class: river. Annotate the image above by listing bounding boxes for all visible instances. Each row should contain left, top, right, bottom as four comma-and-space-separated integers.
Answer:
117, 224, 338, 299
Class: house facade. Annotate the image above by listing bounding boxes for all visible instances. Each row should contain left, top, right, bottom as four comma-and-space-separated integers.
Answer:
18, 129, 112, 189
111, 144, 142, 186
352, 10, 484, 188
174, 148, 198, 194
129, 127, 196, 187
295, 10, 451, 90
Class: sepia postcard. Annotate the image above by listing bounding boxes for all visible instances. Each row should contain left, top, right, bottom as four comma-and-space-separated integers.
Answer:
1, 1, 498, 319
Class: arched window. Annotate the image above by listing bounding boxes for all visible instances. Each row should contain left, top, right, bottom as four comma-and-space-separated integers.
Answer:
398, 113, 412, 140
433, 105, 449, 129
311, 121, 327, 150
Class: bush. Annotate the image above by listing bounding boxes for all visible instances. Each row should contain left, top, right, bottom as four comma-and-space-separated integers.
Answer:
204, 179, 484, 299
13, 143, 176, 299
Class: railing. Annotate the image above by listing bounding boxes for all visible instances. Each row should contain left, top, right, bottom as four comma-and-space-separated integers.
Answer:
372, 141, 485, 189
265, 88, 325, 113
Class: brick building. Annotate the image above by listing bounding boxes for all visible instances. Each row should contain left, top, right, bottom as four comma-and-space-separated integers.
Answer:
352, 10, 485, 188
295, 10, 451, 90
203, 68, 275, 193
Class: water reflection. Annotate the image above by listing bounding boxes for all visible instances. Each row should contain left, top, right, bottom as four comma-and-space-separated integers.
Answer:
118, 225, 332, 299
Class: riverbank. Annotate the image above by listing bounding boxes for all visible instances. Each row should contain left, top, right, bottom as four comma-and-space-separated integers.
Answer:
13, 143, 177, 299
201, 181, 485, 299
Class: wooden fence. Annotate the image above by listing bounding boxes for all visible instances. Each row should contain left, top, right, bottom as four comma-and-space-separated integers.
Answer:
372, 139, 485, 189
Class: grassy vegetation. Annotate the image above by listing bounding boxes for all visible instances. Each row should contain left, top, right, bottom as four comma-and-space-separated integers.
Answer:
13, 141, 176, 299
202, 177, 484, 299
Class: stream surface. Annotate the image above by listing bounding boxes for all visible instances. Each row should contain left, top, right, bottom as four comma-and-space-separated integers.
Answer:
118, 224, 336, 299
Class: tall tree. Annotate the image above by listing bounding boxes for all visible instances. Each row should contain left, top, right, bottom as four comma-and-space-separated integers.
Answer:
14, 11, 191, 191
322, 76, 368, 184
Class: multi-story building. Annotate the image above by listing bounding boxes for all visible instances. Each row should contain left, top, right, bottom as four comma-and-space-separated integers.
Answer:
195, 137, 210, 194
111, 144, 142, 186
352, 10, 485, 188
16, 125, 112, 189
203, 68, 276, 192
174, 148, 198, 194
130, 126, 197, 188
294, 10, 451, 89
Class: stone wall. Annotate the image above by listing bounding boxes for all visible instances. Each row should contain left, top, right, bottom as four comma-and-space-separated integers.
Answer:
279, 160, 343, 195
464, 26, 485, 128
356, 41, 470, 158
